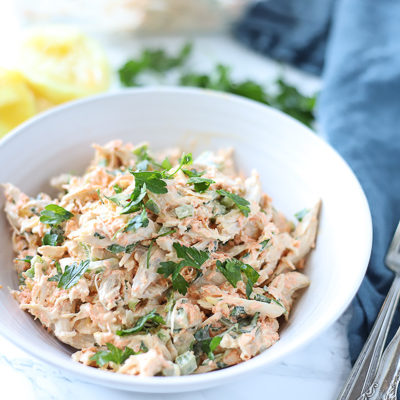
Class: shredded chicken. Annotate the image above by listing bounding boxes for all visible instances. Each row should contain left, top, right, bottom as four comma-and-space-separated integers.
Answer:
2, 140, 320, 376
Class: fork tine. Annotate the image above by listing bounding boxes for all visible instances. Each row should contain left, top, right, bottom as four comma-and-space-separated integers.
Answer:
385, 220, 400, 266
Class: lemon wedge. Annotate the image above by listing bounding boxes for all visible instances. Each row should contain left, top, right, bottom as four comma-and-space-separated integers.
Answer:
0, 69, 36, 137
18, 26, 110, 104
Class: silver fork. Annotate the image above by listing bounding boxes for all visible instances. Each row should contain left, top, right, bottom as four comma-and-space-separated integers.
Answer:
336, 220, 400, 400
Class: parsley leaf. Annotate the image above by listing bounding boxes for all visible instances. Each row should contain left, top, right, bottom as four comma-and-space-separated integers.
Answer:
40, 204, 73, 226
120, 183, 147, 214
107, 244, 126, 254
253, 293, 285, 309
90, 343, 136, 367
53, 260, 89, 289
173, 242, 209, 269
216, 189, 250, 217
193, 325, 222, 360
157, 243, 208, 295
130, 171, 167, 194
116, 309, 165, 336
216, 259, 242, 287
42, 225, 65, 246
216, 258, 259, 298
123, 209, 149, 232
187, 177, 215, 193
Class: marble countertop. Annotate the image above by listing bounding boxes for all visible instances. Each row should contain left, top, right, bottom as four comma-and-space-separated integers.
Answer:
0, 4, 352, 399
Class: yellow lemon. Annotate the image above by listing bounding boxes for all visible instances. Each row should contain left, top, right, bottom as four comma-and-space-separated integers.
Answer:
18, 26, 110, 104
0, 69, 36, 137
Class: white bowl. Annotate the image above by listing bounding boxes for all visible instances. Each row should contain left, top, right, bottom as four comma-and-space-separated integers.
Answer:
0, 88, 372, 393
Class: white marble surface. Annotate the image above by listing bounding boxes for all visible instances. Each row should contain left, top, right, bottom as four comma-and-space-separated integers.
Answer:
0, 3, 352, 399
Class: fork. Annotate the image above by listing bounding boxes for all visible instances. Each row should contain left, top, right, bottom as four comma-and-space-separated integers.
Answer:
336, 220, 400, 400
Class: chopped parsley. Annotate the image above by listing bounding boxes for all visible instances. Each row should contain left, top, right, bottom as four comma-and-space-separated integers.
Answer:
94, 232, 105, 240
120, 183, 147, 214
90, 343, 137, 367
295, 208, 310, 222
260, 239, 271, 250
253, 293, 285, 309
157, 243, 209, 295
187, 177, 215, 193
216, 258, 259, 298
182, 169, 204, 178
107, 244, 127, 254
145, 199, 160, 215
129, 171, 167, 195
147, 229, 176, 269
163, 153, 193, 178
113, 184, 123, 194
50, 260, 89, 289
42, 225, 65, 246
216, 189, 250, 217
48, 261, 63, 282
116, 309, 165, 336
193, 325, 222, 360
16, 255, 33, 264
123, 209, 149, 232
39, 204, 73, 226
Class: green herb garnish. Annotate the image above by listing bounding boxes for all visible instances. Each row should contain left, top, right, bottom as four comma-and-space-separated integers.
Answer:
216, 258, 259, 298
216, 189, 250, 217
16, 255, 33, 263
294, 208, 310, 222
193, 325, 222, 360
116, 309, 165, 336
123, 209, 149, 232
107, 244, 126, 254
42, 225, 65, 246
260, 239, 271, 250
39, 204, 73, 226
157, 243, 209, 295
187, 177, 215, 193
50, 260, 89, 289
90, 343, 136, 367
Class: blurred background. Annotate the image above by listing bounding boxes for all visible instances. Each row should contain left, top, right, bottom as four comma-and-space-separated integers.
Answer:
0, 0, 321, 139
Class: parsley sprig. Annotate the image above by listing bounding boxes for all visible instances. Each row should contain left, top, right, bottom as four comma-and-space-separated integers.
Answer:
216, 258, 259, 298
157, 243, 209, 295
118, 43, 316, 128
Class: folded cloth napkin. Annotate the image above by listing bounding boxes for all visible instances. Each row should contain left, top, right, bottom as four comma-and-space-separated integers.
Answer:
235, 0, 400, 363
233, 0, 335, 75
319, 0, 400, 362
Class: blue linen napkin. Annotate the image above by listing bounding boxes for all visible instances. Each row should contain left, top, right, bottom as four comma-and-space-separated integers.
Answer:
235, 0, 400, 363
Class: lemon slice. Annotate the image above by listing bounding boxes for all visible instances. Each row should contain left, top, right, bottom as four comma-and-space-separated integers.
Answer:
0, 69, 36, 137
18, 26, 110, 104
